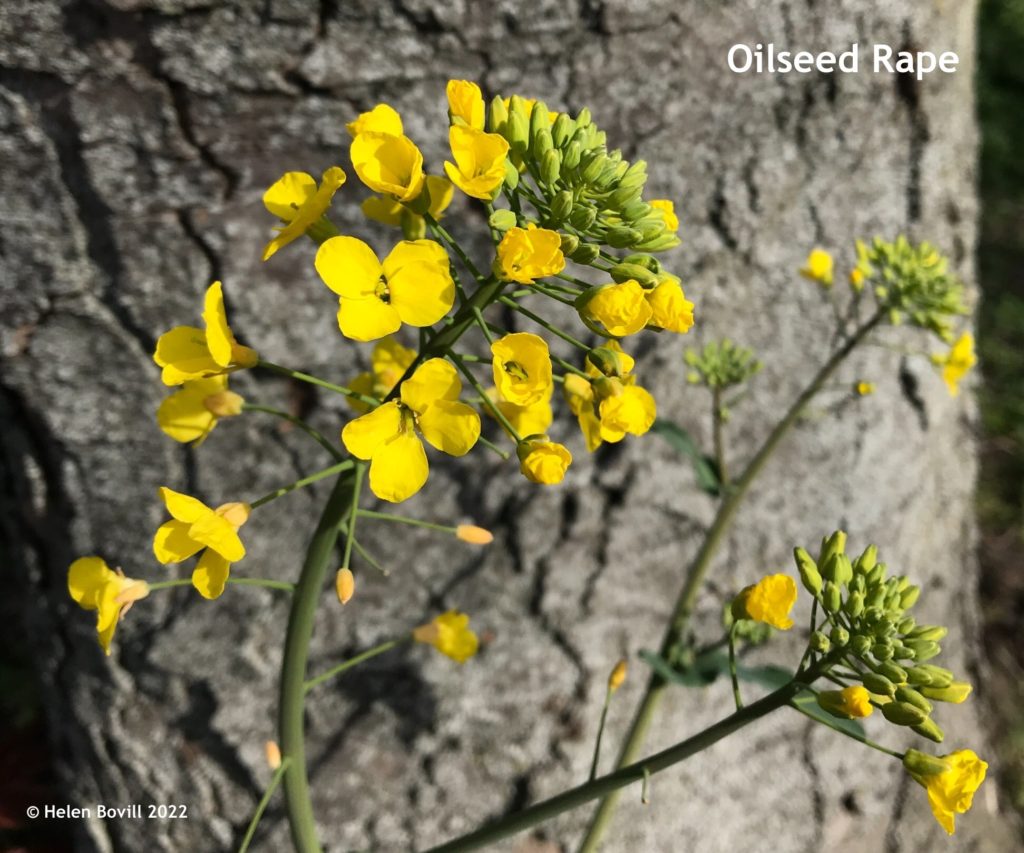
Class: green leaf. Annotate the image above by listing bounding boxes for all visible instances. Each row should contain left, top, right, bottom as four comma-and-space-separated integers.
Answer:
651, 418, 721, 496
791, 691, 867, 738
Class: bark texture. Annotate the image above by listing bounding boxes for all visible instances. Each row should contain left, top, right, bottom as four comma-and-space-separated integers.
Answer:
0, 0, 1015, 850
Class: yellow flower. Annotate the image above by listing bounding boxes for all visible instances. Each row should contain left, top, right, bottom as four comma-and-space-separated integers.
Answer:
495, 225, 565, 283
348, 337, 417, 413
904, 749, 988, 835
732, 573, 798, 630
645, 277, 695, 334
342, 358, 481, 502
597, 381, 657, 442
346, 103, 403, 137
315, 237, 455, 342
351, 132, 425, 202
650, 199, 679, 232
413, 610, 479, 663
157, 375, 244, 445
817, 685, 874, 719
361, 175, 453, 228
486, 384, 553, 437
563, 374, 604, 452
517, 437, 573, 485
849, 267, 865, 291
800, 248, 834, 286
153, 281, 258, 386
152, 487, 250, 600
932, 332, 976, 397
491, 332, 553, 407
261, 167, 346, 261
855, 381, 876, 397
68, 557, 149, 655
444, 125, 510, 200
583, 281, 653, 337
447, 79, 485, 129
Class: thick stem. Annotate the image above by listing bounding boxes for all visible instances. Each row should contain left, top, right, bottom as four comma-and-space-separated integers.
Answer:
424, 677, 808, 853
279, 473, 357, 853
576, 311, 883, 851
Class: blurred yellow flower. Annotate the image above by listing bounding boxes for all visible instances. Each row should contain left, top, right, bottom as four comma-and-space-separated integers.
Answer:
157, 375, 243, 445
855, 381, 876, 396
491, 332, 553, 407
800, 248, 834, 286
351, 132, 425, 202
517, 437, 573, 485
650, 199, 679, 232
413, 610, 479, 662
932, 332, 976, 397
817, 686, 874, 719
262, 166, 346, 260
152, 487, 250, 600
584, 281, 653, 337
447, 79, 485, 129
444, 125, 509, 200
342, 358, 480, 502
732, 573, 798, 630
495, 225, 565, 283
315, 237, 454, 341
348, 337, 417, 413
68, 557, 149, 655
346, 103, 403, 137
904, 749, 988, 835
153, 281, 258, 386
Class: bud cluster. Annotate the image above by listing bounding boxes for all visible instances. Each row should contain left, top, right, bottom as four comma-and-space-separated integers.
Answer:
487, 97, 678, 256
795, 532, 971, 743
684, 339, 763, 390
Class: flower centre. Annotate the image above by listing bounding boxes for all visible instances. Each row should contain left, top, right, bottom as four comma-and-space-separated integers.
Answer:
503, 360, 529, 382
375, 275, 391, 303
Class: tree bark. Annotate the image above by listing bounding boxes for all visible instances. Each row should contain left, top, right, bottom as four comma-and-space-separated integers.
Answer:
0, 0, 1015, 850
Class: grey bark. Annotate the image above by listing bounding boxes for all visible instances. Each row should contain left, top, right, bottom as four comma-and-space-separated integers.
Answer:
0, 0, 1016, 851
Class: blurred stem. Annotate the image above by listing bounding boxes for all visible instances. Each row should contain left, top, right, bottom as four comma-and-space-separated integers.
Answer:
712, 387, 728, 487
148, 577, 294, 593
576, 310, 884, 852
499, 296, 591, 351
727, 624, 743, 710
238, 757, 291, 853
589, 686, 614, 781
250, 460, 354, 509
242, 403, 344, 461
449, 351, 522, 442
303, 638, 405, 693
427, 214, 486, 283
789, 697, 903, 759
258, 360, 379, 408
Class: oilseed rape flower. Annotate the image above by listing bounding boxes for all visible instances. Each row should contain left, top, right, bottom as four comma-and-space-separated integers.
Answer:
351, 132, 425, 202
315, 237, 454, 342
931, 332, 976, 397
732, 573, 798, 630
362, 175, 453, 230
153, 281, 258, 386
645, 276, 695, 334
817, 686, 874, 719
68, 557, 149, 655
903, 749, 988, 835
444, 125, 510, 200
262, 166, 346, 261
855, 381, 876, 396
491, 332, 553, 407
495, 225, 565, 283
348, 336, 417, 412
341, 359, 481, 502
583, 280, 652, 337
346, 103, 403, 137
157, 375, 244, 445
413, 611, 479, 663
800, 248, 834, 286
152, 487, 250, 600
517, 436, 573, 485
650, 199, 679, 232
446, 79, 485, 129
486, 384, 553, 437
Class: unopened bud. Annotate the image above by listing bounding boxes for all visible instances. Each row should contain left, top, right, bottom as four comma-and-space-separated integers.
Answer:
551, 113, 574, 148
606, 226, 642, 248
862, 672, 896, 696
793, 547, 822, 597
559, 232, 580, 256
549, 190, 573, 222
818, 530, 847, 568
540, 148, 561, 186
909, 625, 947, 642
899, 585, 921, 609
608, 659, 628, 692
335, 568, 355, 605
920, 681, 972, 704
906, 640, 941, 661
829, 626, 849, 647
562, 141, 583, 171
875, 662, 907, 684
265, 740, 282, 770
456, 524, 493, 545
911, 717, 945, 743
487, 95, 509, 135
569, 242, 600, 264
850, 634, 872, 656
569, 203, 597, 231
822, 581, 841, 614
896, 686, 933, 714
610, 263, 658, 288
810, 631, 831, 653
872, 641, 894, 661
503, 159, 520, 190
621, 253, 661, 272
489, 209, 519, 232
844, 591, 865, 618
854, 544, 878, 573
881, 701, 928, 727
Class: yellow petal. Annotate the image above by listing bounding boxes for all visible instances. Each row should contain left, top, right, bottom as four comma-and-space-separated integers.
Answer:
263, 171, 317, 220
202, 281, 237, 368
388, 262, 456, 328
153, 326, 219, 386
446, 79, 485, 129
491, 332, 552, 407
153, 519, 204, 564
160, 486, 212, 523
361, 195, 403, 226
68, 556, 114, 611
337, 297, 402, 342
341, 400, 403, 460
187, 512, 245, 562
417, 400, 481, 456
315, 236, 382, 299
192, 549, 232, 599
351, 132, 425, 202
382, 239, 449, 275
425, 176, 454, 218
368, 431, 429, 503
262, 166, 346, 261
400, 358, 461, 413
346, 103, 404, 137
95, 580, 123, 655
157, 377, 226, 445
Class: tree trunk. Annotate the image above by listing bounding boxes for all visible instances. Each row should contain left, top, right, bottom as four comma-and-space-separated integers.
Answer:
0, 0, 1014, 850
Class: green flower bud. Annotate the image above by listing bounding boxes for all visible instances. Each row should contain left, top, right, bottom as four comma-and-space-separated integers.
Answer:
853, 544, 878, 574
622, 200, 652, 222
580, 152, 607, 184
575, 106, 592, 128
900, 585, 921, 609
587, 346, 630, 378
635, 232, 680, 252
546, 190, 573, 224
891, 642, 915, 660
569, 204, 597, 231
876, 662, 907, 684
529, 99, 551, 142
862, 672, 896, 696
866, 586, 887, 610
541, 148, 561, 186
569, 242, 600, 264
903, 749, 950, 778
810, 631, 831, 653
822, 581, 841, 613
881, 701, 928, 727
609, 184, 641, 210
872, 617, 895, 638
884, 592, 903, 613
610, 263, 659, 288
551, 113, 574, 148
916, 665, 953, 688
621, 253, 661, 272
911, 717, 945, 743
489, 209, 519, 232
844, 591, 865, 618
849, 574, 866, 594
906, 666, 933, 686
823, 553, 853, 586
896, 686, 933, 714
863, 606, 884, 626
866, 564, 886, 586
850, 634, 872, 656
818, 530, 847, 568
503, 160, 520, 190
793, 547, 823, 597
909, 625, 947, 642
487, 95, 509, 135
920, 682, 972, 704
617, 160, 648, 190
594, 164, 620, 191
906, 640, 941, 661
897, 616, 916, 635
830, 626, 850, 647
607, 226, 642, 248
559, 233, 580, 255
872, 642, 894, 661
506, 106, 530, 157
532, 128, 553, 164
562, 141, 583, 171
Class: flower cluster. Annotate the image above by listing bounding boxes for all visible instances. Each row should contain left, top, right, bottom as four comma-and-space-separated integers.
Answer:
684, 339, 763, 390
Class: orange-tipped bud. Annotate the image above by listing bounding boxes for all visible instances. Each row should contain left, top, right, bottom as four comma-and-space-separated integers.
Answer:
608, 659, 628, 692
265, 740, 282, 770
335, 568, 355, 604
456, 524, 494, 545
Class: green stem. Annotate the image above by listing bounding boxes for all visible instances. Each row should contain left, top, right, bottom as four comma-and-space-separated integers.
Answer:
242, 403, 344, 461
788, 700, 903, 759
148, 577, 295, 593
727, 625, 743, 710
448, 351, 523, 442
303, 638, 404, 693
340, 463, 366, 571
425, 675, 814, 853
358, 509, 458, 535
238, 757, 291, 853
712, 388, 728, 487
251, 460, 354, 509
258, 360, 380, 409
576, 310, 884, 852
279, 473, 357, 853
589, 688, 613, 781
427, 214, 487, 283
